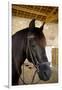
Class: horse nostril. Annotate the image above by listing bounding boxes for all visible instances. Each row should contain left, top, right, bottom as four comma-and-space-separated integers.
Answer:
44, 71, 47, 77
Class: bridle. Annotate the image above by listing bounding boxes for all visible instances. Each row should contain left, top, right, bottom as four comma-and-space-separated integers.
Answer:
19, 34, 50, 84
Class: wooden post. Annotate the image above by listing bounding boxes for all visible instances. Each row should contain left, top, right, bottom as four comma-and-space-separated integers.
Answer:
52, 48, 58, 66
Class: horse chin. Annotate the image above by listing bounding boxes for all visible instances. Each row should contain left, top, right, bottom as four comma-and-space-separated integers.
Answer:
38, 72, 51, 81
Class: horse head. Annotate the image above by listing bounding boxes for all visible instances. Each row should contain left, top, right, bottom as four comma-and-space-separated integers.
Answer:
26, 19, 51, 81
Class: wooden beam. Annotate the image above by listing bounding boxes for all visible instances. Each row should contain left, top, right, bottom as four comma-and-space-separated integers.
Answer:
45, 8, 58, 23
12, 5, 47, 17
46, 14, 58, 23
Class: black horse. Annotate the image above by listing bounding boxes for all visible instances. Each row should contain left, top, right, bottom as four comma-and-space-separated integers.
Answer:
12, 19, 51, 85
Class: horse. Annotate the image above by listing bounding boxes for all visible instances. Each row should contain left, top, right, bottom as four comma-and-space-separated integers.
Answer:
12, 19, 51, 85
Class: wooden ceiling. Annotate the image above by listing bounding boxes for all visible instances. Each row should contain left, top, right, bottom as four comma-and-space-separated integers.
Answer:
12, 4, 58, 23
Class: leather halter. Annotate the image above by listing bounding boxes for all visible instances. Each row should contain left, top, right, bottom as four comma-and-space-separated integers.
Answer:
26, 35, 50, 82
26, 35, 40, 83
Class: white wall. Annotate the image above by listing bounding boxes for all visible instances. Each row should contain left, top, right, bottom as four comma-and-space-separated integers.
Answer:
44, 23, 58, 47
45, 47, 52, 66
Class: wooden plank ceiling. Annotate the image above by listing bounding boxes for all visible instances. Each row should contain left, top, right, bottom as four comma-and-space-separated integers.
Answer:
12, 4, 58, 23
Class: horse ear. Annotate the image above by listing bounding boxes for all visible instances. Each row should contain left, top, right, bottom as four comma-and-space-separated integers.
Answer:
29, 19, 35, 29
39, 22, 45, 31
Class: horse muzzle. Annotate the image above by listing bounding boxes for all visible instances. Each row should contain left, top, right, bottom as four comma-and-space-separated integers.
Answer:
37, 62, 51, 81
